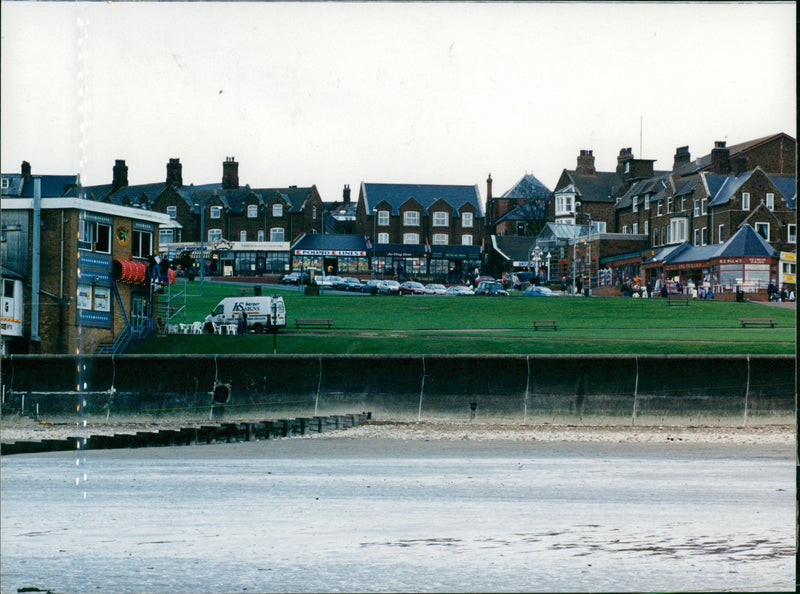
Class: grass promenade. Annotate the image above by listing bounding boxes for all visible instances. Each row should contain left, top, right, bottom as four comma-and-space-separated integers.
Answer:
131, 280, 797, 355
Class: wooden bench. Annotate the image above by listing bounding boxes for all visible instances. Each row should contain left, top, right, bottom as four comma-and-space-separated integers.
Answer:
666, 296, 691, 306
739, 318, 777, 328
295, 318, 334, 329
532, 319, 558, 331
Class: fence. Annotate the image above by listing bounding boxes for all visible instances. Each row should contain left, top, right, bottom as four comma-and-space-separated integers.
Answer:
1, 354, 795, 426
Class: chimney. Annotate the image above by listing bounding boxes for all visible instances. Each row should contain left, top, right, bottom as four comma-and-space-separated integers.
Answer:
710, 141, 730, 174
672, 146, 691, 169
343, 184, 351, 204
616, 147, 634, 174
576, 149, 596, 175
486, 173, 493, 200
112, 159, 129, 191
21, 161, 32, 181
166, 158, 183, 186
222, 156, 239, 189
734, 155, 748, 176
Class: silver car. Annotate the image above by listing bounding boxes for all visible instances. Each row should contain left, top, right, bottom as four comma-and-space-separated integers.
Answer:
424, 283, 447, 295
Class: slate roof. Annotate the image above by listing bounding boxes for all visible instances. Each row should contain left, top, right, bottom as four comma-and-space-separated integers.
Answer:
490, 235, 536, 262
291, 233, 368, 252
767, 174, 797, 209
2, 174, 80, 198
705, 170, 756, 207
494, 200, 549, 224
673, 175, 701, 197
673, 133, 795, 176
646, 225, 777, 265
560, 171, 622, 203
615, 175, 671, 210
362, 183, 484, 217
537, 222, 592, 242
499, 174, 553, 200
1, 174, 23, 197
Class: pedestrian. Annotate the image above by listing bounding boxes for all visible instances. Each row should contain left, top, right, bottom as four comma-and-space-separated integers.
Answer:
238, 311, 248, 335
661, 284, 668, 299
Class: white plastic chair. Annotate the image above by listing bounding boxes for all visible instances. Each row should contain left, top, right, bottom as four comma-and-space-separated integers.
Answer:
191, 321, 203, 334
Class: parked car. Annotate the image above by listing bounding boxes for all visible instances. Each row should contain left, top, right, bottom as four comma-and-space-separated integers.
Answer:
335, 277, 363, 291
474, 281, 509, 296
281, 271, 309, 285
399, 281, 426, 295
523, 285, 559, 297
445, 285, 474, 296
377, 280, 401, 295
315, 275, 342, 287
424, 283, 447, 295
361, 279, 382, 294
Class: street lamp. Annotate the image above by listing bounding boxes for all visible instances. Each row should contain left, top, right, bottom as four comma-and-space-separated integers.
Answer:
194, 202, 205, 296
545, 251, 552, 283
530, 245, 543, 284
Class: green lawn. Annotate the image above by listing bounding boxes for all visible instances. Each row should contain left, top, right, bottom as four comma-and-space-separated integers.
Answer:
134, 280, 797, 355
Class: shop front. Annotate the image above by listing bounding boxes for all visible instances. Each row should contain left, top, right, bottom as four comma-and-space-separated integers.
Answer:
292, 234, 370, 277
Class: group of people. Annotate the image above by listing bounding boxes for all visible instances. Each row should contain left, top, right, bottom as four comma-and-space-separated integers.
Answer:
768, 283, 796, 303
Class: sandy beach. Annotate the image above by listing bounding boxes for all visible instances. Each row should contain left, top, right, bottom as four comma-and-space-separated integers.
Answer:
0, 415, 794, 446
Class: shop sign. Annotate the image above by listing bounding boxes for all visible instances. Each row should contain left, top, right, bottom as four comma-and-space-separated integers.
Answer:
295, 249, 366, 256
718, 257, 769, 265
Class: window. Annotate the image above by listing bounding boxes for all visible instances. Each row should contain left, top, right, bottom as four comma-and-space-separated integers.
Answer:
210, 206, 222, 219
312, 206, 317, 220
1, 178, 9, 189
701, 227, 707, 246
257, 230, 265, 242
643, 221, 649, 235
718, 224, 725, 244
660, 227, 665, 245
591, 221, 606, 234
403, 232, 419, 244
555, 193, 575, 216
632, 223, 638, 234
270, 227, 284, 242
240, 230, 247, 242
247, 205, 258, 218
78, 220, 111, 253
622, 225, 629, 234
461, 234, 473, 246
404, 211, 420, 226
657, 201, 663, 216
207, 228, 222, 243
742, 192, 750, 210
432, 212, 448, 227
788, 224, 797, 243
632, 198, 638, 213
693, 199, 700, 217
766, 193, 774, 211
272, 203, 283, 217
694, 229, 700, 246
755, 222, 769, 240
132, 229, 153, 257
666, 197, 672, 214
377, 232, 389, 244
462, 212, 473, 227
378, 210, 389, 226
652, 229, 659, 246
701, 199, 707, 215
624, 161, 630, 173
644, 195, 650, 210
166, 206, 177, 219
433, 233, 448, 245
159, 228, 174, 244
670, 218, 687, 243
680, 197, 686, 212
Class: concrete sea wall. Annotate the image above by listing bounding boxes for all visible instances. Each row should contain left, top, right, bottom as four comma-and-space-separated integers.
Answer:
1, 354, 795, 426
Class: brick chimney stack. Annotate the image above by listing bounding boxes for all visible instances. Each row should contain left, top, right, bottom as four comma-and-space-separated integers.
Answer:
710, 141, 730, 174
673, 146, 691, 169
222, 156, 239, 189
166, 158, 183, 186
343, 184, 351, 203
616, 147, 634, 174
112, 159, 129, 191
21, 161, 32, 181
576, 149, 596, 175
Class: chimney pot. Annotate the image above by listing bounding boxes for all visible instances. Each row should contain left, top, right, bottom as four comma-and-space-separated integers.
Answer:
576, 149, 596, 175
711, 141, 731, 174
112, 159, 129, 191
166, 158, 183, 186
222, 157, 239, 189
21, 161, 32, 180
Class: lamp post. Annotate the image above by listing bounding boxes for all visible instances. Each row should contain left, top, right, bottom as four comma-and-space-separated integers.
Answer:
372, 207, 378, 280
530, 245, 543, 285
194, 202, 205, 296
545, 251, 552, 284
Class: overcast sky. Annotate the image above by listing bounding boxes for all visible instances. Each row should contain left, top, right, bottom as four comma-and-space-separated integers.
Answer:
1, 2, 795, 203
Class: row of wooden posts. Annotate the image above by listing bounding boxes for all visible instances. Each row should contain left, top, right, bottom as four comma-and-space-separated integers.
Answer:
0, 412, 372, 456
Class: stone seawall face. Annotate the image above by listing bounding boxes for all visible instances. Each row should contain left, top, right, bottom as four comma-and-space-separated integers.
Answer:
1, 354, 795, 424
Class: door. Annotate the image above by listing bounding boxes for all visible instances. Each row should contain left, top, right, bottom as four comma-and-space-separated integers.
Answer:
131, 293, 150, 332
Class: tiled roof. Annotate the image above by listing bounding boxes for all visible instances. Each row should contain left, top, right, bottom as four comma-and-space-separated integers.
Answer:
362, 183, 484, 217
562, 171, 622, 203
705, 170, 755, 207
615, 175, 670, 210
491, 235, 536, 262
499, 174, 552, 200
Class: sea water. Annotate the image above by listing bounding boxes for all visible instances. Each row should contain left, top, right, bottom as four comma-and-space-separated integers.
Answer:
1, 439, 794, 593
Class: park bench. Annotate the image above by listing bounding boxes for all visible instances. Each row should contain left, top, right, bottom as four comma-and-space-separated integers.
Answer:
738, 318, 777, 328
532, 319, 558, 331
667, 296, 691, 307
295, 318, 334, 329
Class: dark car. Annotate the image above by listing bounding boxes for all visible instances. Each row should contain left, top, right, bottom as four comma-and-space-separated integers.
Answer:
336, 277, 363, 291
281, 271, 309, 285
474, 281, 509, 296
361, 279, 382, 294
399, 281, 426, 295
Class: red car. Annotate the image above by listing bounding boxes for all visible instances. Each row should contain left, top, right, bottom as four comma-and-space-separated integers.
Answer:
399, 281, 426, 295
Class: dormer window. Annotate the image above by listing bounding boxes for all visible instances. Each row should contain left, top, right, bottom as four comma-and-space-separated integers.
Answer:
378, 210, 389, 226
210, 206, 222, 219
272, 203, 283, 217
247, 204, 258, 218
404, 211, 420, 226
2, 178, 10, 189
166, 206, 177, 219
432, 211, 448, 227
555, 191, 576, 216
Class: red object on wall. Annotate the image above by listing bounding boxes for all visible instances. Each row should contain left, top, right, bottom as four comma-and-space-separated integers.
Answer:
112, 259, 147, 284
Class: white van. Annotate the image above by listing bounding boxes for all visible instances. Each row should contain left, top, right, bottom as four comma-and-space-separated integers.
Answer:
204, 295, 286, 333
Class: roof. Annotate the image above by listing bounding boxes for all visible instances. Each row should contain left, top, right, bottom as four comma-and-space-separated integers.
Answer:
494, 200, 549, 224
499, 173, 552, 200
362, 183, 484, 217
766, 174, 797, 209
560, 171, 622, 203
490, 235, 536, 262
646, 225, 777, 265
615, 175, 671, 210
2, 174, 80, 198
704, 170, 756, 207
536, 222, 592, 242
673, 132, 796, 176
291, 233, 368, 252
